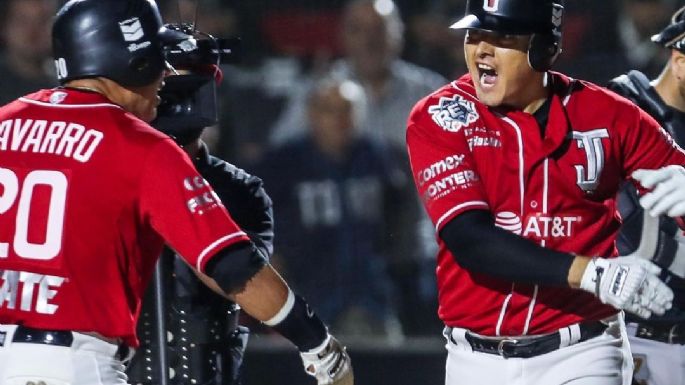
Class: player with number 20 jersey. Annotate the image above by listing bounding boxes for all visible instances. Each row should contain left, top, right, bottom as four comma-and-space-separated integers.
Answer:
0, 88, 249, 348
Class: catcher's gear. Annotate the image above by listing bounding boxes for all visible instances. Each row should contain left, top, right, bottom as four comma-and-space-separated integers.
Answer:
633, 165, 685, 218
579, 256, 673, 319
153, 24, 241, 145
652, 5, 685, 52
52, 0, 189, 87
450, 0, 564, 72
300, 335, 354, 385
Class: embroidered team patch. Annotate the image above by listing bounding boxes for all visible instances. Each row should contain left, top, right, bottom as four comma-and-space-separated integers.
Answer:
428, 95, 478, 133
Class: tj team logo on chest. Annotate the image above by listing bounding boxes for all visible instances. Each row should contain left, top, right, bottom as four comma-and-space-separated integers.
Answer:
572, 129, 609, 193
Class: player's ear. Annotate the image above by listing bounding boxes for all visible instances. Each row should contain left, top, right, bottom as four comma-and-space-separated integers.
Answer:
671, 49, 685, 80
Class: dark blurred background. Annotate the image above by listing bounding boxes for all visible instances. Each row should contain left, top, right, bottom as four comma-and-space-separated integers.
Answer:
2, 0, 680, 384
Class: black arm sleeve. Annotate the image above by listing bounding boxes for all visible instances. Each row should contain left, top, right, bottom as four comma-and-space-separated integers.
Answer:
205, 242, 269, 294
439, 210, 575, 286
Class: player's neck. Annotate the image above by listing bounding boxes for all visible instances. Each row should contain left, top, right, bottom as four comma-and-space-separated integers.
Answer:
521, 73, 550, 114
63, 79, 107, 96
653, 65, 685, 113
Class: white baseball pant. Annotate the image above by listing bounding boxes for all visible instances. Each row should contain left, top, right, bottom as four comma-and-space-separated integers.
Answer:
0, 324, 131, 385
627, 323, 685, 385
443, 315, 633, 385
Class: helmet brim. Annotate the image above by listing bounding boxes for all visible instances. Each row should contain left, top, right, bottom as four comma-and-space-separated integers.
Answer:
158, 26, 193, 44
651, 5, 685, 48
449, 14, 482, 30
450, 14, 544, 35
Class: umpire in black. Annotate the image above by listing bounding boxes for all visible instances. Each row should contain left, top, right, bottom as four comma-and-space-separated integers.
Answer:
126, 26, 273, 385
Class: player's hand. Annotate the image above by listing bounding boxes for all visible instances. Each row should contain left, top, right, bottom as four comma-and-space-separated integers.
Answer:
579, 256, 673, 318
633, 165, 685, 217
300, 334, 353, 385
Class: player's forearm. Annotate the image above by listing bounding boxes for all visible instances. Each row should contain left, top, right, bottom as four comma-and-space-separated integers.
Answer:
567, 256, 592, 288
194, 267, 288, 319
197, 245, 330, 351
440, 210, 577, 286
232, 264, 290, 321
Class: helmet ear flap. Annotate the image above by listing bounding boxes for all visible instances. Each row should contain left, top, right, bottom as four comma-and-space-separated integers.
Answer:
528, 33, 561, 72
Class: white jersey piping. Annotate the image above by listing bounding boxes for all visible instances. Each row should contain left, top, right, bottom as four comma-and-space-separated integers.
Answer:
496, 283, 515, 336
196, 231, 247, 271
494, 115, 526, 335
435, 201, 489, 230
19, 97, 123, 110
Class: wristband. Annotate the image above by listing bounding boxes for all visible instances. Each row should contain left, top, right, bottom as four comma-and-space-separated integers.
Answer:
264, 290, 328, 351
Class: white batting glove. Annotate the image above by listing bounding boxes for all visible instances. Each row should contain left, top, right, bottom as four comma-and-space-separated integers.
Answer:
633, 165, 685, 217
579, 256, 673, 318
300, 334, 353, 385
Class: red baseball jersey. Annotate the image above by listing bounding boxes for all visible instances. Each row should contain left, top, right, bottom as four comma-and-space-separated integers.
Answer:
407, 72, 685, 336
0, 88, 250, 347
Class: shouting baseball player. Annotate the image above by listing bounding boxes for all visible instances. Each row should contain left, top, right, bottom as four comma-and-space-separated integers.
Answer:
608, 6, 685, 385
407, 0, 685, 384
0, 1, 352, 385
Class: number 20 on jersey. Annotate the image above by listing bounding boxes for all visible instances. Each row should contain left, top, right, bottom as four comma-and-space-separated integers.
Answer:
0, 167, 66, 261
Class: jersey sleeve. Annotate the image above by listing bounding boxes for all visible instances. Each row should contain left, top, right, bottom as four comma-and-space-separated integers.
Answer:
621, 104, 685, 178
139, 141, 250, 272
406, 94, 489, 232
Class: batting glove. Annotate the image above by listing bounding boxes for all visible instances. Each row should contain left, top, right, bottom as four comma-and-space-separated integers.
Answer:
579, 256, 673, 319
300, 334, 353, 385
633, 165, 685, 217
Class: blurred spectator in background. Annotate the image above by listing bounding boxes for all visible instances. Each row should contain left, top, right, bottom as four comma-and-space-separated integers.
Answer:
615, 0, 676, 78
269, 0, 447, 151
265, 0, 445, 336
256, 78, 410, 340
404, 0, 467, 79
163, 0, 238, 37
0, 0, 58, 105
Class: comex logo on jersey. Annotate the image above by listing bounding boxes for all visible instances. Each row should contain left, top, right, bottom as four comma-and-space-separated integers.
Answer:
495, 211, 581, 239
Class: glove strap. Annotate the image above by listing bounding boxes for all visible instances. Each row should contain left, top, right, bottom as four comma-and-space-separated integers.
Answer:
593, 258, 605, 297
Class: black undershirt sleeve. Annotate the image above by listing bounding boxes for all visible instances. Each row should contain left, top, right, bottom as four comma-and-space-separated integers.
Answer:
205, 242, 268, 294
439, 210, 575, 286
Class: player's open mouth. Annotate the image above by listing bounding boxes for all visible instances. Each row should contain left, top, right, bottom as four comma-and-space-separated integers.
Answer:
477, 63, 498, 89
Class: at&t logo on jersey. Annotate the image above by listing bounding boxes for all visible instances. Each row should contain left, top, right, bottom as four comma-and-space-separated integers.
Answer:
428, 95, 478, 133
494, 212, 522, 234
495, 211, 581, 238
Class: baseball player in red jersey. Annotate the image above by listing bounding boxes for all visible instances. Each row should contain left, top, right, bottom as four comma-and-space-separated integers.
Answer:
0, 1, 353, 385
407, 1, 685, 384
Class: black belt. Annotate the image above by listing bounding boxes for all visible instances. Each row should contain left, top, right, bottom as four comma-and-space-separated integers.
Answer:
12, 325, 131, 361
449, 321, 608, 359
634, 323, 685, 345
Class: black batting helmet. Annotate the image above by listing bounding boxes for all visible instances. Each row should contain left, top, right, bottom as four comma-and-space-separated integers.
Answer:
652, 5, 685, 52
52, 0, 188, 87
450, 0, 564, 72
